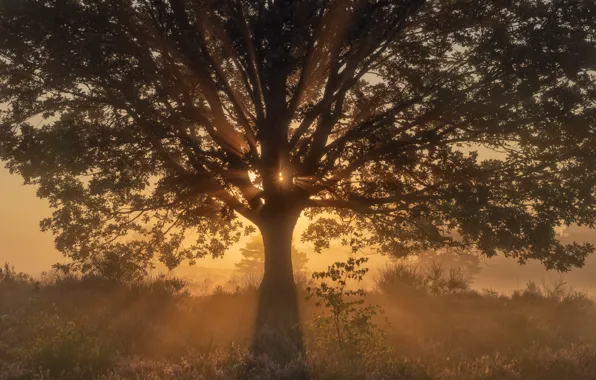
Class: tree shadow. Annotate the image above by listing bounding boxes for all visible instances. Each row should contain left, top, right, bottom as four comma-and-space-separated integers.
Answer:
250, 278, 310, 378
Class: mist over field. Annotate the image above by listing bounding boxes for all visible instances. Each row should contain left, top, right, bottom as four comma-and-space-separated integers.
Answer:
2, 0, 596, 379
4, 256, 596, 380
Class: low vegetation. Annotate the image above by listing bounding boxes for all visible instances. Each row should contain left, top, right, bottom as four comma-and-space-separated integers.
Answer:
1, 260, 596, 380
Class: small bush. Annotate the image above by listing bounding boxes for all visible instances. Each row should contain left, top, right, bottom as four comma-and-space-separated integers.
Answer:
375, 261, 471, 297
26, 323, 115, 378
375, 262, 426, 296
130, 274, 189, 298
307, 257, 390, 373
0, 263, 32, 286
512, 280, 592, 308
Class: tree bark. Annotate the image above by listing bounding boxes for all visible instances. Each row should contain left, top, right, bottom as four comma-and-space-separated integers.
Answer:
251, 203, 305, 363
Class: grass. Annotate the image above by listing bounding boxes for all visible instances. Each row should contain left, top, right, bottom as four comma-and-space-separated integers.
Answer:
1, 261, 596, 379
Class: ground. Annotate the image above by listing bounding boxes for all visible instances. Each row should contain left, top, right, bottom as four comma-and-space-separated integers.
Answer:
1, 262, 596, 380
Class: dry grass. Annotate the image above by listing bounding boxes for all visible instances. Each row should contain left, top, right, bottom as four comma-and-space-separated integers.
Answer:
1, 262, 596, 380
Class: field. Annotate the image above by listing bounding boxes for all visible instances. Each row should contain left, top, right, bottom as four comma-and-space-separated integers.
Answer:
2, 262, 596, 380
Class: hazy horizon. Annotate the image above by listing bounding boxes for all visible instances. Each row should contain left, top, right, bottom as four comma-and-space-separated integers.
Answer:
4, 166, 596, 296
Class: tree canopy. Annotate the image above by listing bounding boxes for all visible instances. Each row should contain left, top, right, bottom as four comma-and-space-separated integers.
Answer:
1, 0, 596, 276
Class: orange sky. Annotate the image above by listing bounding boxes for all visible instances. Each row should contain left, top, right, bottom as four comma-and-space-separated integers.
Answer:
0, 167, 63, 272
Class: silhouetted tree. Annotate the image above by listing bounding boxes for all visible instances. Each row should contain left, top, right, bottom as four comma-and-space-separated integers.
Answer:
1, 0, 596, 359
236, 235, 309, 275
416, 249, 482, 277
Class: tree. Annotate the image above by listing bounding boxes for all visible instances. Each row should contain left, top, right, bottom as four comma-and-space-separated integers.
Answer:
415, 248, 482, 277
236, 235, 309, 275
1, 0, 596, 358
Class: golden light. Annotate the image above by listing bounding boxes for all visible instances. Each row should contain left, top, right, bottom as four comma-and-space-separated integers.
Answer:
278, 172, 284, 182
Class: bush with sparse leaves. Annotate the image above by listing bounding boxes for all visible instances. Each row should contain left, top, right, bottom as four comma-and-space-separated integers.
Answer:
306, 257, 389, 369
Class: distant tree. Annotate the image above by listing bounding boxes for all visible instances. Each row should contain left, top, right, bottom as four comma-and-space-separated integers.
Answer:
1, 0, 596, 357
236, 235, 309, 275
415, 249, 482, 277
0, 263, 32, 285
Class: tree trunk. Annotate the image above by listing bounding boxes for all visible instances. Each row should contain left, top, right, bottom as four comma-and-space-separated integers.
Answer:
251, 204, 305, 363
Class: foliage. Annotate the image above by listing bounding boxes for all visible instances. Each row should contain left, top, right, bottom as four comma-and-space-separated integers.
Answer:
307, 257, 388, 362
415, 249, 482, 278
235, 236, 309, 275
0, 0, 595, 279
26, 323, 115, 379
2, 262, 596, 379
0, 263, 32, 286
375, 260, 471, 297
53, 249, 151, 284
512, 279, 592, 308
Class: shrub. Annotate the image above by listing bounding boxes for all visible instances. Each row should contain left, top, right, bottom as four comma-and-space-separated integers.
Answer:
26, 323, 115, 378
130, 274, 189, 299
375, 260, 471, 297
512, 280, 592, 308
0, 263, 32, 286
2, 256, 596, 380
307, 257, 389, 371
375, 262, 426, 297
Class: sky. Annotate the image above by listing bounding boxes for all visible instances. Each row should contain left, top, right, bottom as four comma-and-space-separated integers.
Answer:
0, 167, 63, 272
3, 163, 596, 295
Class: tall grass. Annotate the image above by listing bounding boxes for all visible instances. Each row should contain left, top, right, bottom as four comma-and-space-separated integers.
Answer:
1, 262, 596, 380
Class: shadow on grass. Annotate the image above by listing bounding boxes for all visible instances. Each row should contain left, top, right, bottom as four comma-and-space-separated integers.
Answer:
250, 277, 310, 379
